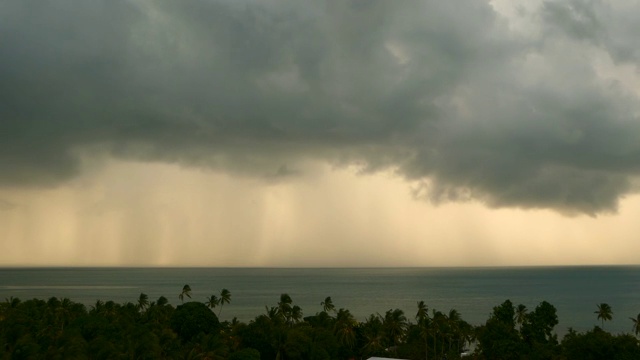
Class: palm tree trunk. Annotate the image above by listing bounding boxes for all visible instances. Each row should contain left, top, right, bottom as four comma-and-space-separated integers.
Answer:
425, 340, 428, 360
433, 332, 436, 360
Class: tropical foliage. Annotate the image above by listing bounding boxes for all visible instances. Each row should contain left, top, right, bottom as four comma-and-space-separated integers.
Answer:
630, 313, 640, 337
595, 303, 613, 328
179, 284, 192, 304
1, 291, 639, 359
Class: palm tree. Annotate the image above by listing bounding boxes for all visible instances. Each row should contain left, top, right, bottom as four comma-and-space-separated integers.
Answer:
277, 293, 293, 324
515, 304, 528, 329
416, 301, 429, 324
416, 301, 429, 360
383, 308, 408, 351
362, 314, 385, 357
206, 295, 219, 310
457, 320, 475, 355
595, 303, 613, 328
218, 288, 231, 317
265, 305, 279, 321
630, 313, 640, 336
448, 309, 461, 353
91, 299, 104, 314
416, 301, 430, 360
137, 293, 149, 312
321, 296, 336, 314
432, 310, 447, 359
290, 305, 303, 324
179, 284, 192, 304
4, 297, 20, 308
335, 308, 357, 351
57, 298, 73, 331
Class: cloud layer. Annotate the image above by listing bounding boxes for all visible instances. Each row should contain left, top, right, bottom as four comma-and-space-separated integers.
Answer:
2, 0, 640, 214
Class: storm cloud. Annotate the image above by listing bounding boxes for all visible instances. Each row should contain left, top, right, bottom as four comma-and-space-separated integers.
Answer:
2, 0, 640, 214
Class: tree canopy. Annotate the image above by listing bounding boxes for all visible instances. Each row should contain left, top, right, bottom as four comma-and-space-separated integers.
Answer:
1, 292, 639, 360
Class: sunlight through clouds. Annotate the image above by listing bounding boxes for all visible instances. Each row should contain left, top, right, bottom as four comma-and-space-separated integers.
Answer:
1, 159, 639, 266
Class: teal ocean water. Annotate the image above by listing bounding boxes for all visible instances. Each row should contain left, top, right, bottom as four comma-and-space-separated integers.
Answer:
1, 267, 639, 336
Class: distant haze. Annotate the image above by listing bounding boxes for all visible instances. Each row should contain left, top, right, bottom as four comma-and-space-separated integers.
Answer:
1, 0, 640, 266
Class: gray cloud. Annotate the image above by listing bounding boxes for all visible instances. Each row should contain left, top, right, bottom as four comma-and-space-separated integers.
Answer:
542, 0, 605, 42
542, 0, 640, 64
1, 0, 640, 214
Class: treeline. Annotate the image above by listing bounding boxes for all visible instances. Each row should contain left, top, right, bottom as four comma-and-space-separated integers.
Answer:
1, 287, 640, 359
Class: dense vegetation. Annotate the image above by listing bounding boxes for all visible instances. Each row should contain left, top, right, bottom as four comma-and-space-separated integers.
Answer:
1, 287, 639, 359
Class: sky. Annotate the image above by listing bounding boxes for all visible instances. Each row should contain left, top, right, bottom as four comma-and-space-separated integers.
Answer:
1, 0, 640, 267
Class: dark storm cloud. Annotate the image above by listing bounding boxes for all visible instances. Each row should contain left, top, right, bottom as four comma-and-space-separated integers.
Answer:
2, 0, 640, 214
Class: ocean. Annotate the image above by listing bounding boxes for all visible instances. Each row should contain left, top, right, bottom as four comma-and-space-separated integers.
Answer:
1, 266, 638, 336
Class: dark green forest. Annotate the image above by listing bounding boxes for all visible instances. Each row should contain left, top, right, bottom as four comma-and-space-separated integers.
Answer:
1, 286, 639, 359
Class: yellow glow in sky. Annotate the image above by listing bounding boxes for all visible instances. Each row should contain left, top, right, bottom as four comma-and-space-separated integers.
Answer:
1, 160, 638, 267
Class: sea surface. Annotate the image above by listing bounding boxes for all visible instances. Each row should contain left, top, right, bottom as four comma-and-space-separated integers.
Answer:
1, 266, 639, 336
